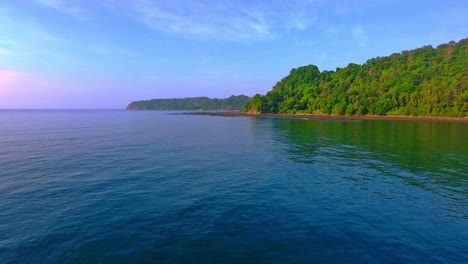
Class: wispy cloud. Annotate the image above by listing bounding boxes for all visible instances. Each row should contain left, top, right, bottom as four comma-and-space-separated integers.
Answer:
14, 0, 354, 46
283, 0, 320, 31
0, 6, 142, 75
0, 8, 64, 58
33, 0, 88, 20
0, 49, 13, 56
352, 24, 368, 47
124, 0, 272, 41
104, 0, 328, 41
88, 44, 139, 58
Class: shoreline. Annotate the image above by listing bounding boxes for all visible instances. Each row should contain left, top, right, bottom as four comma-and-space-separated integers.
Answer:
182, 111, 468, 123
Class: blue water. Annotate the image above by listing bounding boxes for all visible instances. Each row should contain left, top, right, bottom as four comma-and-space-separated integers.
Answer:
0, 110, 467, 263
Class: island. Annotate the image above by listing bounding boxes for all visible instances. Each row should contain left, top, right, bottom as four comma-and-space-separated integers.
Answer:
127, 38, 467, 118
126, 95, 250, 111
244, 38, 467, 117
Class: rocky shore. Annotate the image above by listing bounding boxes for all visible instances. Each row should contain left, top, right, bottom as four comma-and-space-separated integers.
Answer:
182, 111, 468, 123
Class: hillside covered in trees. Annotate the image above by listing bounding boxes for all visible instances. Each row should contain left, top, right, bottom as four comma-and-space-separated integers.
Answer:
127, 95, 250, 111
244, 38, 467, 117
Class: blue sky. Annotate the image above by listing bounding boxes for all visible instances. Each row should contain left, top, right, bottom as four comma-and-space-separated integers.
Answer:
0, 0, 467, 109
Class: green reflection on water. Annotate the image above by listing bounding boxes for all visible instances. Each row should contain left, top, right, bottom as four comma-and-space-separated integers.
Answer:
260, 118, 467, 197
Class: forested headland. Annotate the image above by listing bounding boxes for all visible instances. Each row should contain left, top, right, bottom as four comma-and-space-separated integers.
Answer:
244, 38, 467, 117
126, 95, 250, 111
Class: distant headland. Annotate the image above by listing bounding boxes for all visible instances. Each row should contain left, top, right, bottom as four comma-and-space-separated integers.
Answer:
126, 95, 250, 111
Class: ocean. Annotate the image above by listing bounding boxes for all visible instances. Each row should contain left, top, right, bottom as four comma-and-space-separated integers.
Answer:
0, 110, 467, 263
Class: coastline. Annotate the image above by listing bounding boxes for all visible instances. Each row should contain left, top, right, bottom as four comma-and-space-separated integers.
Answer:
182, 111, 468, 123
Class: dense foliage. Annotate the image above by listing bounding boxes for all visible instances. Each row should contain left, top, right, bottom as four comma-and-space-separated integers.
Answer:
127, 95, 250, 110
244, 38, 467, 116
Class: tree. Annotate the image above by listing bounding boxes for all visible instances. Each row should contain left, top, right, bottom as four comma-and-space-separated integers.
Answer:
243, 38, 467, 117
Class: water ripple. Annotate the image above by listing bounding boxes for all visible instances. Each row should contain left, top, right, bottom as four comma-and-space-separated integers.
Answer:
0, 110, 467, 263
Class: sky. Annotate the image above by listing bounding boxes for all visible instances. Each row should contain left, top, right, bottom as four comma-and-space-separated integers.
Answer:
0, 0, 467, 109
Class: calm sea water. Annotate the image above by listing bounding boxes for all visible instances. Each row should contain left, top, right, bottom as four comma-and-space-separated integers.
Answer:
0, 110, 467, 263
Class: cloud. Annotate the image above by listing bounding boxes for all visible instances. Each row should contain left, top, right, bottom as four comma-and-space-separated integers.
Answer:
33, 0, 87, 20
123, 0, 272, 41
0, 8, 75, 70
0, 9, 64, 53
286, 13, 317, 31
88, 44, 138, 57
352, 24, 368, 47
103, 0, 329, 41
0, 49, 13, 56
282, 0, 320, 31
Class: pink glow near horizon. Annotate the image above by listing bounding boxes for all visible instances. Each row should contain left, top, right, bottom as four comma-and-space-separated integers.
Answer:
0, 69, 260, 109
0, 70, 23, 95
0, 70, 61, 108
0, 70, 143, 109
0, 70, 48, 97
